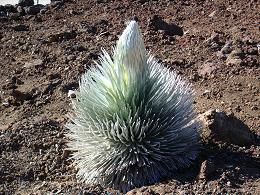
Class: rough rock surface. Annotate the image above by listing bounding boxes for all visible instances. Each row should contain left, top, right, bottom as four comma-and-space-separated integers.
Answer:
18, 0, 34, 7
0, 0, 259, 194
199, 109, 256, 146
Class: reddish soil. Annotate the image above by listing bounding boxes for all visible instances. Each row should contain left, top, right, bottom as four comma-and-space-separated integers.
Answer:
0, 0, 259, 194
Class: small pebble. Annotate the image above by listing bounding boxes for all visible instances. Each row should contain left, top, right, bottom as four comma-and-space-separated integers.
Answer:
68, 90, 76, 98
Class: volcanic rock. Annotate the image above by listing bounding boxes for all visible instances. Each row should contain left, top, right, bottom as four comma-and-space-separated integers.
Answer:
18, 0, 34, 7
148, 15, 184, 36
199, 109, 256, 146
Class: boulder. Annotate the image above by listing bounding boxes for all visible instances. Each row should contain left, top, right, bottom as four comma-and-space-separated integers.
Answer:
18, 0, 34, 7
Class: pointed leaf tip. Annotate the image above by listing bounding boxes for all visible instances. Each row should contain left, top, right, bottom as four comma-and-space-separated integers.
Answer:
114, 20, 147, 72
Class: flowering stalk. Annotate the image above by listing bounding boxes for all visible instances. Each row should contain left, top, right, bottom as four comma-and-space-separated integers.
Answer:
66, 21, 200, 193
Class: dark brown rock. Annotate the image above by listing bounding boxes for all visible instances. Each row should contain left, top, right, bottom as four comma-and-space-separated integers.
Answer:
12, 24, 29, 31
148, 15, 184, 36
24, 5, 43, 15
198, 160, 216, 180
47, 30, 77, 42
199, 109, 256, 146
18, 0, 34, 7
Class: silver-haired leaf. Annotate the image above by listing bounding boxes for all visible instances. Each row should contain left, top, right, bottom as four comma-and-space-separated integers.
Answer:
66, 20, 200, 193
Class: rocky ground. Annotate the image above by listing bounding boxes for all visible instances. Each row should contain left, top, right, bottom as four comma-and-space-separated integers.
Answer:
0, 0, 259, 194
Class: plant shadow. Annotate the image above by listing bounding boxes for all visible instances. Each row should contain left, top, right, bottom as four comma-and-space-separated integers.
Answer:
163, 142, 260, 185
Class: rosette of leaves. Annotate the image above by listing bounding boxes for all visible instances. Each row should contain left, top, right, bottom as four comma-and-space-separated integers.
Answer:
67, 21, 200, 193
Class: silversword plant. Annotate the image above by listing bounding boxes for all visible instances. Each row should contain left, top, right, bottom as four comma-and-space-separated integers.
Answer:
67, 21, 200, 193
